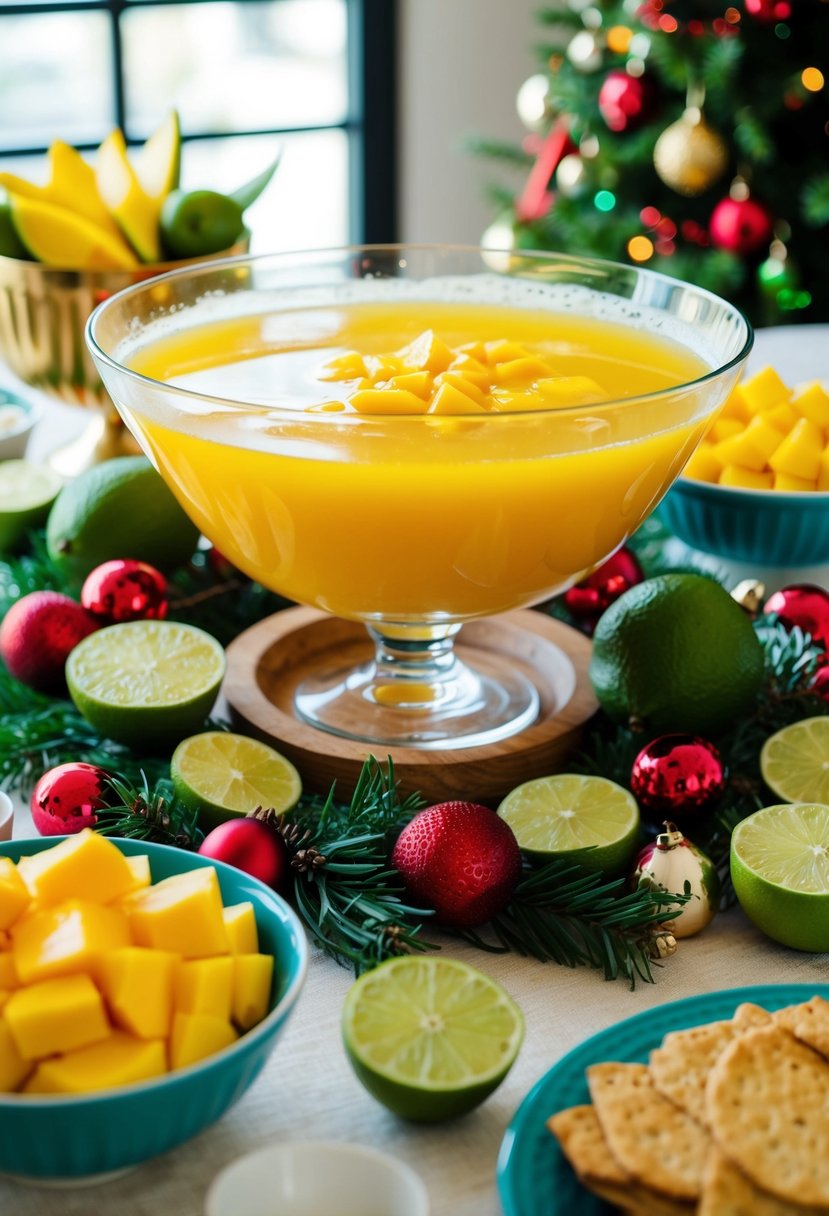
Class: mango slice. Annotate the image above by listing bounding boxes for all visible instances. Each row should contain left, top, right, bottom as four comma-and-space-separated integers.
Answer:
135, 110, 181, 205
126, 867, 229, 958
0, 1017, 30, 1091
96, 129, 161, 262
0, 859, 30, 931
12, 899, 130, 985
222, 902, 259, 955
232, 953, 273, 1031
0, 143, 122, 240
175, 956, 234, 1020
19, 829, 138, 908
9, 193, 139, 271
5, 973, 110, 1059
97, 946, 178, 1039
169, 1011, 237, 1070
25, 1032, 167, 1094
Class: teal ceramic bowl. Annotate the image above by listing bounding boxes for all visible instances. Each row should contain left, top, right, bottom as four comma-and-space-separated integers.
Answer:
0, 836, 307, 1183
659, 475, 829, 567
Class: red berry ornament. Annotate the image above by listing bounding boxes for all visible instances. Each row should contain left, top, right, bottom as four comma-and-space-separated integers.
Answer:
198, 817, 291, 892
30, 762, 111, 836
564, 547, 644, 620
391, 802, 522, 928
0, 591, 98, 692
764, 583, 829, 651
598, 70, 655, 133
709, 196, 774, 256
81, 559, 168, 624
631, 735, 726, 818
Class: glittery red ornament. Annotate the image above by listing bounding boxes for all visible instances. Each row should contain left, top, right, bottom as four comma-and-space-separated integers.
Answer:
631, 735, 726, 818
391, 802, 522, 928
709, 196, 774, 256
564, 547, 644, 619
0, 591, 98, 693
764, 583, 829, 651
598, 70, 656, 133
198, 817, 291, 891
30, 762, 112, 836
81, 559, 168, 624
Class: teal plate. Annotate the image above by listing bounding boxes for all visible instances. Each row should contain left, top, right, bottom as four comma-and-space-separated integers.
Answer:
496, 983, 829, 1216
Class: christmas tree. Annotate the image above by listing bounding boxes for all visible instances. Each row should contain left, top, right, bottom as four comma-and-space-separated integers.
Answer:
478, 1, 829, 326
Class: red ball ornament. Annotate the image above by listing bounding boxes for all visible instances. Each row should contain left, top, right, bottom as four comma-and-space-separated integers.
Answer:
198, 817, 291, 892
598, 70, 655, 133
391, 802, 522, 928
30, 762, 112, 836
709, 196, 774, 256
81, 559, 168, 624
764, 583, 829, 651
743, 0, 791, 22
0, 591, 98, 692
564, 547, 644, 620
631, 735, 727, 818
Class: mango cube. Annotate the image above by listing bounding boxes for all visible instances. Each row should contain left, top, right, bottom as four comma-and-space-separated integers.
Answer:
773, 472, 816, 492
535, 376, 605, 406
683, 443, 722, 484
175, 956, 234, 1019
12, 899, 130, 985
232, 954, 274, 1031
25, 1032, 167, 1095
719, 465, 774, 490
18, 829, 137, 908
709, 417, 743, 443
434, 370, 489, 408
0, 1016, 29, 1091
223, 902, 258, 955
792, 381, 829, 430
769, 417, 823, 482
720, 384, 751, 422
0, 954, 18, 989
396, 330, 453, 375
714, 416, 784, 473
385, 371, 433, 399
0, 859, 30, 931
121, 854, 152, 896
169, 1011, 237, 1070
428, 382, 487, 415
126, 867, 229, 959
763, 401, 799, 433
494, 356, 556, 385
5, 973, 109, 1059
819, 447, 829, 492
740, 366, 789, 413
349, 388, 427, 415
97, 947, 178, 1039
318, 351, 367, 382
484, 339, 530, 365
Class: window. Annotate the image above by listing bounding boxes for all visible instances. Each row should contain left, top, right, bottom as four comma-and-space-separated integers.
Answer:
0, 0, 396, 250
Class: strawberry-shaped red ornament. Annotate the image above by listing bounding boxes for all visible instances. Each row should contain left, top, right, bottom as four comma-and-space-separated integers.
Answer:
0, 591, 98, 692
391, 802, 522, 928
30, 762, 112, 836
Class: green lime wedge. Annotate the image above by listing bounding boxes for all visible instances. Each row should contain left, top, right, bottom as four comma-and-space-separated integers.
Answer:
342, 955, 523, 1123
731, 803, 829, 952
760, 717, 829, 804
496, 773, 640, 875
0, 461, 63, 551
66, 620, 225, 749
171, 730, 302, 828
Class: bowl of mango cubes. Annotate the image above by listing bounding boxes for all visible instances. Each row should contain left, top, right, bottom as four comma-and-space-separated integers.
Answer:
0, 829, 307, 1183
660, 363, 829, 568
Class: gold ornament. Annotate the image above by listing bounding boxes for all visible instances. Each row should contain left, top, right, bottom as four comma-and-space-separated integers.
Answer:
653, 107, 728, 197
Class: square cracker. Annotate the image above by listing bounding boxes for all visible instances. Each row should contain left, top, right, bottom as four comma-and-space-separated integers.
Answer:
789, 996, 829, 1061
699, 1148, 829, 1216
587, 1062, 709, 1202
706, 1024, 829, 1208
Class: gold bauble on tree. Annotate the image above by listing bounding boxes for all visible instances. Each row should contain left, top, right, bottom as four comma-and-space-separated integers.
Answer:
652, 107, 728, 197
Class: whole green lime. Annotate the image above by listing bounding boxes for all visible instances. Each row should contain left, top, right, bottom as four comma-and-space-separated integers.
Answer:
46, 456, 200, 583
589, 572, 765, 736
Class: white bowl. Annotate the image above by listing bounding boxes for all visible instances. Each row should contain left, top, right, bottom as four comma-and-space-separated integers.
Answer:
0, 390, 39, 460
205, 1141, 430, 1216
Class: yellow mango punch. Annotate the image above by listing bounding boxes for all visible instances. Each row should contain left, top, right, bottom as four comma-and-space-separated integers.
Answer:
0, 831, 274, 1095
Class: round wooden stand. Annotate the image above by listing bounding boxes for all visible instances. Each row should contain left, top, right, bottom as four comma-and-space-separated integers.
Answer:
224, 607, 598, 805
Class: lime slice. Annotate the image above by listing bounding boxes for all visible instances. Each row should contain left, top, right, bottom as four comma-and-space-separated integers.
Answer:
341, 955, 524, 1123
497, 774, 640, 875
731, 803, 829, 952
0, 461, 63, 551
171, 730, 302, 827
66, 620, 225, 748
760, 717, 829, 804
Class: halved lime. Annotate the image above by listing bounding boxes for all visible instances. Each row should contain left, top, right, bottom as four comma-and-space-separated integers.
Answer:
496, 774, 640, 875
171, 730, 302, 827
0, 460, 63, 550
342, 955, 523, 1123
731, 803, 829, 952
66, 620, 225, 749
760, 717, 829, 804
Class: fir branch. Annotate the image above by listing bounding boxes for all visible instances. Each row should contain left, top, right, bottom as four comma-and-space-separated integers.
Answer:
95, 774, 201, 848
464, 136, 533, 169
0, 531, 65, 621
803, 174, 829, 229
732, 107, 775, 166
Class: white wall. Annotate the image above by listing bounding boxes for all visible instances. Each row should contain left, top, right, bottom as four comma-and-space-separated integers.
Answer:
397, 0, 542, 244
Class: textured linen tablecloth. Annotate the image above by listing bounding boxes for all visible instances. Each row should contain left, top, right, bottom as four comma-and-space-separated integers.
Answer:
2, 331, 828, 1214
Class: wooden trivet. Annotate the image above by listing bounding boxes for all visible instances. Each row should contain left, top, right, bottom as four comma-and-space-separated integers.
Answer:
224, 607, 598, 805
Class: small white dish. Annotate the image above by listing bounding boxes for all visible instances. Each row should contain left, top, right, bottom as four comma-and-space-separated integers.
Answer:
0, 390, 39, 460
205, 1140, 430, 1216
0, 791, 13, 841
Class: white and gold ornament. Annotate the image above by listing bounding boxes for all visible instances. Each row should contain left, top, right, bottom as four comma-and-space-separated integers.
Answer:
632, 822, 721, 937
567, 30, 603, 72
516, 74, 554, 132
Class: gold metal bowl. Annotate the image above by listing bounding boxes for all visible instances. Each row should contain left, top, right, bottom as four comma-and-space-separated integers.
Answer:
0, 239, 249, 476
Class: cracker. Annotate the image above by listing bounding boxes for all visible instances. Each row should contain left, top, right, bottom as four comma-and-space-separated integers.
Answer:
790, 996, 829, 1061
732, 1001, 773, 1030
650, 1020, 735, 1125
583, 1175, 694, 1216
706, 1024, 829, 1208
587, 1062, 709, 1201
699, 1148, 829, 1216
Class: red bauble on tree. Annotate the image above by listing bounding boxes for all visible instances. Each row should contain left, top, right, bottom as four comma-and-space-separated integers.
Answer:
598, 70, 656, 133
30, 762, 112, 836
709, 196, 774, 256
391, 802, 522, 928
630, 735, 727, 819
564, 546, 644, 621
743, 0, 791, 22
81, 559, 169, 624
764, 583, 829, 651
198, 816, 291, 892
0, 591, 98, 692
